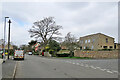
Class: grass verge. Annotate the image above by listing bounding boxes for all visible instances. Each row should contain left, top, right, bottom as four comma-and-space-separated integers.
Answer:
57, 56, 91, 59
0, 55, 2, 58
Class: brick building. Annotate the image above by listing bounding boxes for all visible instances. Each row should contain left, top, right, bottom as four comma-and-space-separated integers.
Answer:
79, 33, 115, 50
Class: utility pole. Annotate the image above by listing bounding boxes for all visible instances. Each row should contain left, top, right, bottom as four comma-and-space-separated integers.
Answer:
8, 19, 11, 59
3, 17, 9, 63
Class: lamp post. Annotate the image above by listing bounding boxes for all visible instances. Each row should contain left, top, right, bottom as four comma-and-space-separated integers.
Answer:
3, 17, 9, 62
8, 19, 11, 59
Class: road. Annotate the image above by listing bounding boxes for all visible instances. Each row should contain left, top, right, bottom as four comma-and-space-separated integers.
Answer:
15, 54, 118, 78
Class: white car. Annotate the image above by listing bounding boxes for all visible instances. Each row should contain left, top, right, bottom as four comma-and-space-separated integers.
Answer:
28, 52, 32, 55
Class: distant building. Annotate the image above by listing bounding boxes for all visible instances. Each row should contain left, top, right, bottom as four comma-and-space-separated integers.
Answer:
79, 33, 115, 50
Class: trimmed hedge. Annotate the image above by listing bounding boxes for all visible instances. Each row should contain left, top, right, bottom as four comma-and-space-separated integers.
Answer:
56, 53, 70, 57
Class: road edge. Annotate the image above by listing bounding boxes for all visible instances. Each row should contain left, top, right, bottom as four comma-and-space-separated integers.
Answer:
12, 61, 18, 80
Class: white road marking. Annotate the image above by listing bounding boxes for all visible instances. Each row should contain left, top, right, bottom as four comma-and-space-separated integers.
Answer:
90, 66, 96, 69
107, 70, 113, 73
96, 67, 101, 69
72, 63, 75, 64
84, 64, 89, 67
76, 63, 80, 65
80, 64, 84, 66
100, 69, 107, 71
64, 61, 117, 74
90, 66, 94, 68
112, 70, 118, 73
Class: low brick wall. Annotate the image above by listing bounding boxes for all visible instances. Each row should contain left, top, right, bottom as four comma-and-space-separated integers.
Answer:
74, 50, 118, 59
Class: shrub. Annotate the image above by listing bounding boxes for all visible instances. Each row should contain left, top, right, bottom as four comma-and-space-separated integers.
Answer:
56, 53, 70, 57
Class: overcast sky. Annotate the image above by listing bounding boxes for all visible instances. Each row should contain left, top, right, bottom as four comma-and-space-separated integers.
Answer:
0, 2, 118, 46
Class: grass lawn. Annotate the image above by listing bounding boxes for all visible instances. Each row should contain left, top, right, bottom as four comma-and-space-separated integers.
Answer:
0, 55, 2, 58
57, 56, 91, 59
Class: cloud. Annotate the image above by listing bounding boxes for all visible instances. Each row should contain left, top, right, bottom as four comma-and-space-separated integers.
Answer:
0, 2, 118, 46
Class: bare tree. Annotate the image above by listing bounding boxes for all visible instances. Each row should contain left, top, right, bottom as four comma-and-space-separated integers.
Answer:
28, 17, 62, 47
63, 32, 78, 57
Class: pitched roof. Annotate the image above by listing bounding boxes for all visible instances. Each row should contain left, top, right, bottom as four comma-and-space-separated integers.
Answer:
80, 33, 114, 39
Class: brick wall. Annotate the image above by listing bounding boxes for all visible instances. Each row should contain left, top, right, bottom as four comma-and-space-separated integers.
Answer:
74, 50, 118, 59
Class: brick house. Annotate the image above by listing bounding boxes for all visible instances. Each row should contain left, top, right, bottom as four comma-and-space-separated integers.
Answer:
79, 33, 115, 50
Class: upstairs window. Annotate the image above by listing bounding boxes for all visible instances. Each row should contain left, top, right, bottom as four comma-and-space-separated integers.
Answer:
85, 40, 87, 43
91, 45, 94, 49
93, 39, 95, 43
80, 40, 83, 44
88, 39, 90, 43
106, 38, 108, 43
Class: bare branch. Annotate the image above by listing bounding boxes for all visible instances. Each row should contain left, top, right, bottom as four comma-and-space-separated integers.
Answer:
28, 17, 62, 47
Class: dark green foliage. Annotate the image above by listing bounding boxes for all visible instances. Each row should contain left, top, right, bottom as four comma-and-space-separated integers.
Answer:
56, 53, 70, 57
28, 40, 37, 46
48, 40, 61, 51
46, 40, 61, 56
6, 49, 14, 56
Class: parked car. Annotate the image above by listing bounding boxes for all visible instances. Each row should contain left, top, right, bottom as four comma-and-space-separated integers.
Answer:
28, 52, 32, 55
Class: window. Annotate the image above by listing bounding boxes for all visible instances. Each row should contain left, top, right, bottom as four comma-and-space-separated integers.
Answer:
91, 45, 94, 49
110, 46, 113, 49
106, 38, 108, 43
114, 44, 116, 49
80, 46, 82, 50
88, 39, 90, 43
103, 46, 107, 49
93, 39, 95, 43
84, 46, 86, 49
85, 40, 87, 43
80, 40, 83, 44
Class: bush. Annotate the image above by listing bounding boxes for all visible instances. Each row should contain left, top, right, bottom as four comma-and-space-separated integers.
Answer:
0, 54, 2, 58
56, 53, 70, 57
49, 50, 54, 54
6, 49, 14, 56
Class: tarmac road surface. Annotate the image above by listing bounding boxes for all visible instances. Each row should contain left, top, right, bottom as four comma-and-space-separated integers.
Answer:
15, 54, 118, 78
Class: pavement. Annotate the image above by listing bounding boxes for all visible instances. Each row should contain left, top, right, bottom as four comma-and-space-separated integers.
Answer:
2, 57, 17, 80
0, 59, 2, 80
15, 54, 118, 78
